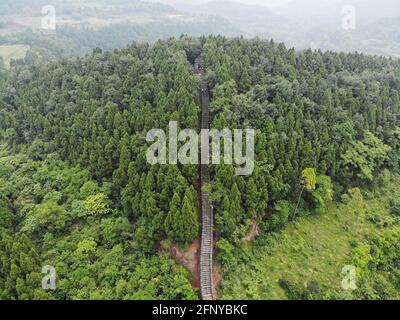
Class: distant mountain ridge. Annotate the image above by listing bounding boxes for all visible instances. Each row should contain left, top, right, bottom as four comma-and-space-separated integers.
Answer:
168, 0, 400, 56
1, 0, 400, 59
173, 0, 292, 37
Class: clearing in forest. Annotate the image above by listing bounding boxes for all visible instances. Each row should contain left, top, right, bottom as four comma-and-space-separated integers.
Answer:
0, 44, 30, 67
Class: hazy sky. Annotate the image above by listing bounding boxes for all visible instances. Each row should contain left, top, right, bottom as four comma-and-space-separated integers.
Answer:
153, 0, 294, 8
234, 0, 293, 7
154, 0, 400, 18
223, 0, 292, 7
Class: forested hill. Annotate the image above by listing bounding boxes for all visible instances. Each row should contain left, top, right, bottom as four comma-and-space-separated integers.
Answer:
204, 38, 400, 241
0, 36, 400, 299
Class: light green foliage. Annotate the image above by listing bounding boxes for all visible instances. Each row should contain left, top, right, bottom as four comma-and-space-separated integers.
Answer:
75, 239, 97, 260
341, 188, 366, 216
342, 131, 391, 181
0, 45, 29, 68
346, 225, 400, 300
84, 193, 111, 216
123, 255, 197, 300
220, 177, 400, 300
22, 200, 67, 233
311, 175, 334, 214
80, 181, 101, 199
352, 244, 373, 274
302, 168, 317, 191
217, 239, 236, 270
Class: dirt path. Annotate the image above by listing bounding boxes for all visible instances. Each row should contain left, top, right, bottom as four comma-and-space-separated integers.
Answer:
168, 238, 201, 289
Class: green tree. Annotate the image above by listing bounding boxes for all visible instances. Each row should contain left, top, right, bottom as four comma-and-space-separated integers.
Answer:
84, 193, 111, 216
342, 131, 391, 181
165, 189, 199, 246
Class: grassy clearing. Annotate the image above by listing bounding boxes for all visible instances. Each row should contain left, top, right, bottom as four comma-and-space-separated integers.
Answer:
220, 177, 399, 300
0, 44, 29, 67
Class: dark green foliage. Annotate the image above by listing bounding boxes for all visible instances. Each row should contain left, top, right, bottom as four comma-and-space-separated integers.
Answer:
1, 35, 400, 300
389, 197, 400, 217
165, 188, 199, 246
0, 152, 197, 300
279, 278, 323, 300
204, 36, 400, 246
270, 200, 292, 231
0, 38, 203, 299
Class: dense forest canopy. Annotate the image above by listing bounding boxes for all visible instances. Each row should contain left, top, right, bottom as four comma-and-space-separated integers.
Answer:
0, 35, 400, 299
